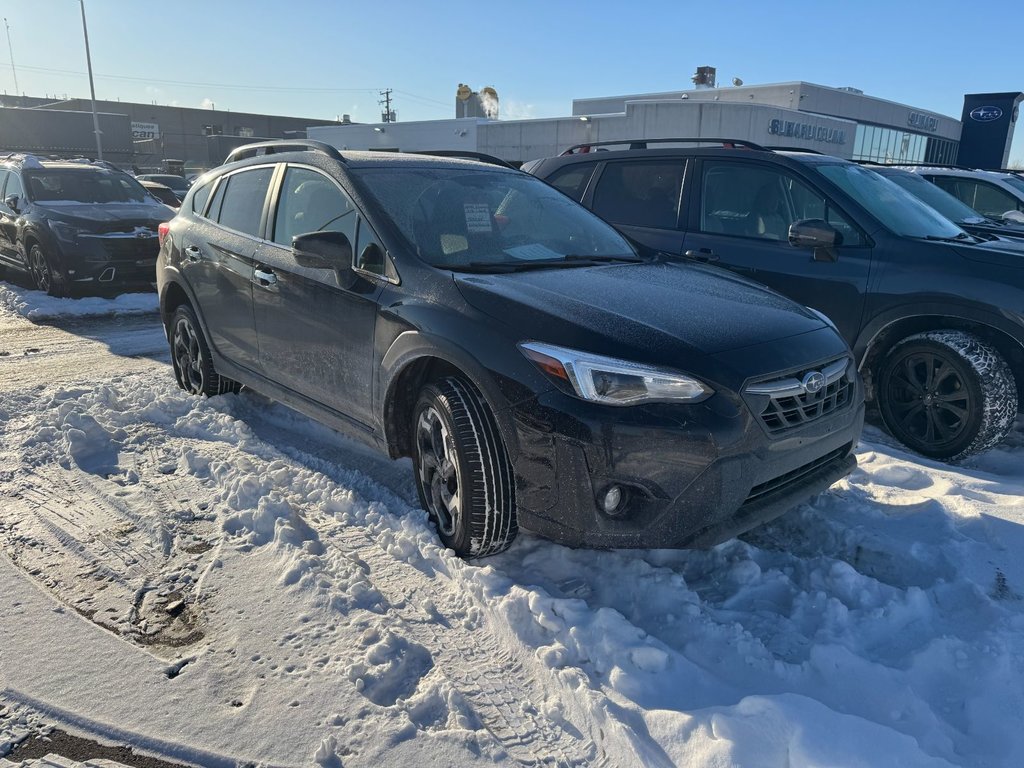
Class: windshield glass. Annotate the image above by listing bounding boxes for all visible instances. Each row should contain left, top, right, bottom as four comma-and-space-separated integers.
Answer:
354, 167, 637, 268
26, 169, 149, 204
817, 163, 967, 239
882, 171, 987, 224
1000, 175, 1024, 197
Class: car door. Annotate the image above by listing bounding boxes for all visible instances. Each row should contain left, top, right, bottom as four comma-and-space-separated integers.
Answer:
252, 165, 382, 426
682, 159, 872, 344
583, 158, 688, 255
183, 164, 274, 371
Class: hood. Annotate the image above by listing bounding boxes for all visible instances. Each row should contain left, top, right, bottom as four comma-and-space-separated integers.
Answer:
35, 201, 172, 232
953, 237, 1024, 268
455, 261, 827, 360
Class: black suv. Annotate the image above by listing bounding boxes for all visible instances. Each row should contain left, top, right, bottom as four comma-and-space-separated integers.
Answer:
157, 140, 863, 558
0, 155, 174, 296
525, 140, 1024, 460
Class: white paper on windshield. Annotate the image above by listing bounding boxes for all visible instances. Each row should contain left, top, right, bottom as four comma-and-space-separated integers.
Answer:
504, 243, 563, 261
464, 204, 493, 233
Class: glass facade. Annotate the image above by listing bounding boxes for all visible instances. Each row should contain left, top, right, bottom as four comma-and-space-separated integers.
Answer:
852, 124, 958, 165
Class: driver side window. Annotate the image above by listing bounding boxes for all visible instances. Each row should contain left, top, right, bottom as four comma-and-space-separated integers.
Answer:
272, 166, 357, 250
701, 162, 863, 245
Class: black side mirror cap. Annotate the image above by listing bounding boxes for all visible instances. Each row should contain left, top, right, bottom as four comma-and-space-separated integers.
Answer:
789, 218, 841, 262
292, 230, 361, 289
4, 194, 19, 213
292, 230, 352, 269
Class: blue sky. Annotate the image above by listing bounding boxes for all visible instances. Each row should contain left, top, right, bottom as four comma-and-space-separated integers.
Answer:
1, 0, 1021, 162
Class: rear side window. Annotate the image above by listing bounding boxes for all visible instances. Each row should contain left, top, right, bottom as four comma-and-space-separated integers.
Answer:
963, 180, 1020, 217
215, 167, 274, 236
591, 160, 684, 229
272, 167, 356, 247
544, 163, 597, 202
191, 180, 213, 216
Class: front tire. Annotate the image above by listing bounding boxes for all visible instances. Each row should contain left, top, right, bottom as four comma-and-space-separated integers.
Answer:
28, 243, 70, 297
413, 378, 517, 558
169, 304, 240, 397
877, 330, 1017, 461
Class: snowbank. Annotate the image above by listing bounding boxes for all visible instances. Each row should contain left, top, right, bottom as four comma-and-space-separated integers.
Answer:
0, 281, 158, 320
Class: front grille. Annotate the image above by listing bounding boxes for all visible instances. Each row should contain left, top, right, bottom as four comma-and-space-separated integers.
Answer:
83, 235, 159, 262
745, 356, 854, 435
744, 445, 850, 505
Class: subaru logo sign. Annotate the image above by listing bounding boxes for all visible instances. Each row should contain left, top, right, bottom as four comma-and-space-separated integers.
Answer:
970, 106, 1003, 122
802, 371, 826, 395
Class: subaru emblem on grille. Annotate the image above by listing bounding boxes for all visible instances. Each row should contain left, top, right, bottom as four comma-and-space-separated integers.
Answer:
802, 371, 825, 394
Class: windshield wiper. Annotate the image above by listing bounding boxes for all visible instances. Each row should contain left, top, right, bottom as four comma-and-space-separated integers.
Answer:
921, 233, 975, 244
452, 255, 643, 273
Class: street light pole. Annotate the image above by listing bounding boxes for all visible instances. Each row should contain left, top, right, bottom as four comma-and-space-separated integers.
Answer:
78, 0, 103, 161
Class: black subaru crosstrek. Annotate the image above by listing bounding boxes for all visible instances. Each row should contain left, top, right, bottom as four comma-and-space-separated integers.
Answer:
157, 140, 863, 558
525, 140, 1023, 461
0, 154, 174, 296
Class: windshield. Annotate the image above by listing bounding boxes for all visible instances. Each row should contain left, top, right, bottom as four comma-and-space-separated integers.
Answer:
26, 169, 149, 204
882, 171, 987, 224
354, 167, 638, 269
1000, 175, 1024, 197
141, 174, 188, 191
817, 163, 968, 239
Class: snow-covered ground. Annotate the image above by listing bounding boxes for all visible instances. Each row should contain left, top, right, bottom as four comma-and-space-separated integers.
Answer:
1, 291, 1022, 767
0, 283, 158, 321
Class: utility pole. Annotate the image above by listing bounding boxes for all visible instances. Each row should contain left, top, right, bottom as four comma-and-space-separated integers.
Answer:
379, 88, 395, 123
3, 18, 18, 96
78, 0, 103, 161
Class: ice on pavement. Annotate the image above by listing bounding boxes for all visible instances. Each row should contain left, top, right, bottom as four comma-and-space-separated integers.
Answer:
1, 330, 1023, 765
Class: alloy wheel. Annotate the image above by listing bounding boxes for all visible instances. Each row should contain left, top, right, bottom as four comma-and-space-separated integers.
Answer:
172, 316, 205, 394
416, 406, 461, 536
29, 247, 52, 294
885, 351, 972, 448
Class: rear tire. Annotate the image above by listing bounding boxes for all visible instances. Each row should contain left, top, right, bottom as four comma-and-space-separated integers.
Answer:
412, 378, 517, 558
877, 330, 1016, 461
28, 243, 70, 297
169, 304, 240, 397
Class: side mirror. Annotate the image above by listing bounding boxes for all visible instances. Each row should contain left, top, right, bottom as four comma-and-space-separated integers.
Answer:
292, 230, 360, 289
4, 194, 19, 213
292, 230, 352, 269
789, 218, 842, 263
1001, 210, 1024, 225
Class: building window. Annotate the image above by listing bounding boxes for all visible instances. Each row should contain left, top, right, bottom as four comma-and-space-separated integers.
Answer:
852, 124, 940, 164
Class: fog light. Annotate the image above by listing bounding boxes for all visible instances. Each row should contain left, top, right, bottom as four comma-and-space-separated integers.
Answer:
601, 485, 624, 515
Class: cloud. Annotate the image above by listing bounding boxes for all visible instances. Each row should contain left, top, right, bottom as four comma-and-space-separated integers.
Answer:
500, 100, 536, 121
200, 97, 215, 110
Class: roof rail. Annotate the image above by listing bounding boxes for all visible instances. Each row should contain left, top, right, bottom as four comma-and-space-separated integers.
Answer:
559, 137, 767, 156
225, 139, 345, 165
1, 152, 44, 169
405, 149, 515, 169
763, 146, 826, 154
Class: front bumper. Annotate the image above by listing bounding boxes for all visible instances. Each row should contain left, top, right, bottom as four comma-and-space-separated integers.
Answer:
510, 375, 864, 549
54, 232, 160, 287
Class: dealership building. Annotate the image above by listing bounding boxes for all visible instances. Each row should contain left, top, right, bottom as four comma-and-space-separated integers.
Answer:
308, 81, 983, 166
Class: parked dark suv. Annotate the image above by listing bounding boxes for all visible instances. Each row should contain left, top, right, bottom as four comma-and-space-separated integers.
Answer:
0, 154, 174, 296
525, 140, 1024, 461
157, 140, 863, 558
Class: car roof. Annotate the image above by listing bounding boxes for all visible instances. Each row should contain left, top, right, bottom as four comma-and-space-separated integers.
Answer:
535, 145, 852, 168
222, 148, 518, 175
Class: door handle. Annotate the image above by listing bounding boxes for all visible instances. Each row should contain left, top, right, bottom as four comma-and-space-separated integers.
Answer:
253, 268, 277, 287
684, 248, 718, 263
183, 245, 202, 262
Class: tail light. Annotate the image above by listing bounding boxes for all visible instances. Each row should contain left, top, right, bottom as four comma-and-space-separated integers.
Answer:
158, 222, 170, 247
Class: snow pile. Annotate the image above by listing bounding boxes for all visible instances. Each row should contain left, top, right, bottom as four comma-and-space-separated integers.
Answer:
1, 368, 1023, 767
0, 281, 158, 320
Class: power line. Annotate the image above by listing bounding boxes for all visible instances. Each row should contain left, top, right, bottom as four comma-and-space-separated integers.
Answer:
3, 18, 17, 95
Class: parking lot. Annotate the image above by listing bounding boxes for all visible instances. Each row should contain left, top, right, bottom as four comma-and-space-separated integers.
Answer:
0, 281, 1021, 767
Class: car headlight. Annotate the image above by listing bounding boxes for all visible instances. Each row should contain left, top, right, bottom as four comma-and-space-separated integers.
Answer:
50, 222, 80, 242
519, 341, 712, 405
